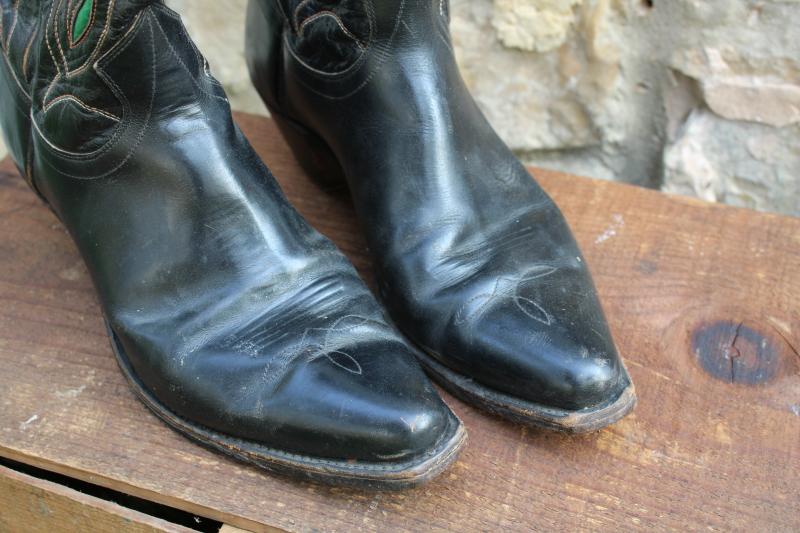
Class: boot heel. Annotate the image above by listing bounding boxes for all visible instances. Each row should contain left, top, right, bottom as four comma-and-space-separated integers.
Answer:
270, 111, 348, 191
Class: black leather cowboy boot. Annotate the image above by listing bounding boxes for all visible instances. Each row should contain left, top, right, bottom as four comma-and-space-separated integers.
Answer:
246, 0, 636, 432
0, 0, 465, 487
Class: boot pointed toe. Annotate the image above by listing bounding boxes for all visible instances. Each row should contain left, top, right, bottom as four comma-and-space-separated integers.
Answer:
434, 287, 633, 418
0, 1, 462, 488
246, 0, 637, 431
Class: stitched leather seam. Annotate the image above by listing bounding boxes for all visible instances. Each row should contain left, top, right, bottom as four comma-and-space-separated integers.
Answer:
286, 0, 406, 100
0, 0, 32, 100
43, 2, 63, 105
69, 0, 115, 76
0, 0, 33, 101
69, 0, 97, 48
58, 0, 118, 79
40, 0, 120, 124
153, 4, 222, 87
54, 0, 69, 71
150, 8, 228, 104
1, 44, 31, 102
44, 2, 60, 75
298, 11, 365, 50
283, 0, 375, 79
33, 8, 153, 169
21, 25, 38, 81
44, 93, 121, 122
292, 0, 312, 32
4, 0, 17, 49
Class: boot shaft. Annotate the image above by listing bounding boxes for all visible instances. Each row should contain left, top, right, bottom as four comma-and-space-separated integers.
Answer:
0, 1, 230, 172
262, 0, 450, 75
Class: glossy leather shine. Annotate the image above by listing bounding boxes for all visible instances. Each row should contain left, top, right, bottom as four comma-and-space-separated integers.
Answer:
0, 0, 463, 481
246, 0, 635, 423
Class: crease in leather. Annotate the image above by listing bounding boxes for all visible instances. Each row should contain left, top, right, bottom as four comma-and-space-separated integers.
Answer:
248, 0, 633, 412
1, 0, 462, 465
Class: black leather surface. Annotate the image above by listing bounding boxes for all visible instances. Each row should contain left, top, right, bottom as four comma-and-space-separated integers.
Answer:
0, 0, 461, 465
247, 0, 634, 413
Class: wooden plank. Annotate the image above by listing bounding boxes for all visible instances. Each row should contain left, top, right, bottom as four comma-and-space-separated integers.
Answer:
0, 463, 193, 532
0, 112, 797, 532
219, 525, 258, 533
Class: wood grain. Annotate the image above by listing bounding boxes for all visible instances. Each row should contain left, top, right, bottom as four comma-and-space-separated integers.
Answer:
0, 464, 193, 533
0, 113, 797, 532
219, 525, 258, 533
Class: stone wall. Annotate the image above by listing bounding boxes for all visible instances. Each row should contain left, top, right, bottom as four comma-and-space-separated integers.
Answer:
4, 1, 797, 216
451, 0, 799, 216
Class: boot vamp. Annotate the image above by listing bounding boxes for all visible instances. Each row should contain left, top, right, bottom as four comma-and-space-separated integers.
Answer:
277, 0, 630, 410
381, 177, 628, 411
112, 265, 456, 462
23, 2, 456, 462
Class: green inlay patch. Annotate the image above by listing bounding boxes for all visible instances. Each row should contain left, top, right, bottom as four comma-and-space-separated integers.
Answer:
72, 0, 94, 44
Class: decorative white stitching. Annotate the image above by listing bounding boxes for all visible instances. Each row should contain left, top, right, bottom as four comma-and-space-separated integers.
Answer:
150, 10, 228, 103
66, 0, 118, 78
454, 266, 558, 326
1, 43, 31, 101
298, 11, 365, 50
21, 26, 38, 81
286, 0, 404, 99
42, 0, 118, 109
43, 93, 121, 122
69, 0, 98, 48
152, 4, 221, 86
54, 0, 69, 71
5, 0, 18, 49
44, 1, 61, 78
32, 8, 153, 170
292, 0, 312, 32
256, 314, 381, 391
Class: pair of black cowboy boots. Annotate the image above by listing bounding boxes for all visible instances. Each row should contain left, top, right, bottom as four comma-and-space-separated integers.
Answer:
0, 0, 635, 489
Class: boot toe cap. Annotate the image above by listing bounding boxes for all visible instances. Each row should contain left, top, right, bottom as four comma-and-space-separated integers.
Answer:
444, 302, 629, 412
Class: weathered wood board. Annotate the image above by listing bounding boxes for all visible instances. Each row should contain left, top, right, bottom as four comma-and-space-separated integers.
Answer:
0, 113, 797, 532
0, 464, 193, 532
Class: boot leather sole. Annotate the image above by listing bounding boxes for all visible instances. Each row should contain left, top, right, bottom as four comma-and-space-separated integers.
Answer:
107, 324, 467, 490
414, 345, 636, 434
